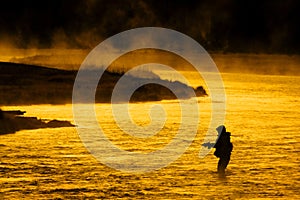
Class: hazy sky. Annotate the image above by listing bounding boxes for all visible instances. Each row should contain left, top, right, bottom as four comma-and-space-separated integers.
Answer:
0, 0, 299, 53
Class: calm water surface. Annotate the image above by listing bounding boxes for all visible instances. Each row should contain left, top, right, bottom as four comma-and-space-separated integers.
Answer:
0, 73, 299, 199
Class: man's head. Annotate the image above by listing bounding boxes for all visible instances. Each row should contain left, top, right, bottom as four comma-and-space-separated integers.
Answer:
216, 125, 226, 135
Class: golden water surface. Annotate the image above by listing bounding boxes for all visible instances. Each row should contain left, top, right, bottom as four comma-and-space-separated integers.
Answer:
0, 73, 299, 199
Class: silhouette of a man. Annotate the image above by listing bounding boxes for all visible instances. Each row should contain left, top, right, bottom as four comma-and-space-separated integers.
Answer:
213, 125, 233, 174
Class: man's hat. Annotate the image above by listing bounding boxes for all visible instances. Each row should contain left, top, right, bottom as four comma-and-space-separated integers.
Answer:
216, 125, 226, 134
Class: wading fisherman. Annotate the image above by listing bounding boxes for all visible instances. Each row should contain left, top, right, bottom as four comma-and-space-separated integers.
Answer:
213, 125, 233, 175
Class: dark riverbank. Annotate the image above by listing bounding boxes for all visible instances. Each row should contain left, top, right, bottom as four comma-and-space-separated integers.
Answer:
0, 62, 207, 105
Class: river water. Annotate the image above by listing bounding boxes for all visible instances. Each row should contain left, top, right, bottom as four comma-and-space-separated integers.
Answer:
0, 72, 299, 199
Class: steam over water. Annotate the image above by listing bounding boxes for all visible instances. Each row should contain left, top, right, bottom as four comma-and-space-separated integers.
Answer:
1, 73, 299, 199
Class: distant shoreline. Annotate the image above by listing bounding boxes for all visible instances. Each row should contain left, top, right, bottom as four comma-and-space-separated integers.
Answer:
0, 49, 299, 76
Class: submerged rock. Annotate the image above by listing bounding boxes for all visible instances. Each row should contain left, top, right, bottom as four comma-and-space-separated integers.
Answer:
0, 109, 74, 135
194, 86, 207, 96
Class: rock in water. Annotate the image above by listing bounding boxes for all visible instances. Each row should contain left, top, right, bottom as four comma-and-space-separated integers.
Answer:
0, 109, 74, 135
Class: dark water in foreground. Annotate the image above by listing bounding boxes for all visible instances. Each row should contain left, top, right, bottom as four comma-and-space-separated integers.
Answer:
0, 73, 299, 199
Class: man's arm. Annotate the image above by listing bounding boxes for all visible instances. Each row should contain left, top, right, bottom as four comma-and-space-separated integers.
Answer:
202, 142, 216, 149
